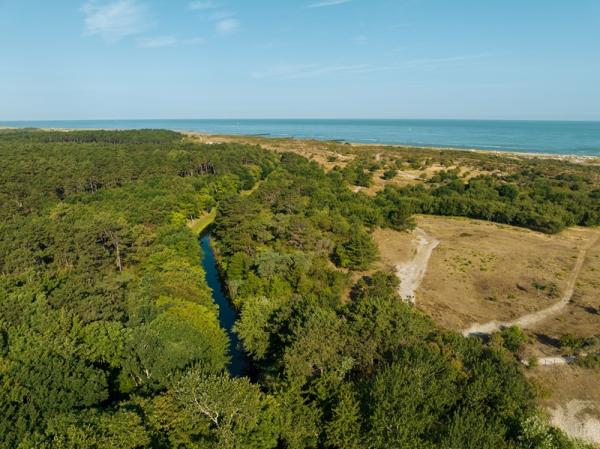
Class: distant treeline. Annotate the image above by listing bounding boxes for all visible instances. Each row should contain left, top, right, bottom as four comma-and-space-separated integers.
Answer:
0, 128, 182, 144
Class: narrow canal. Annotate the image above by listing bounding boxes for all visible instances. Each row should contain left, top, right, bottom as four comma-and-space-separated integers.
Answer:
200, 232, 249, 377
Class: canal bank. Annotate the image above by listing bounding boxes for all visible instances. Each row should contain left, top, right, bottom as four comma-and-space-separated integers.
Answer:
200, 232, 250, 377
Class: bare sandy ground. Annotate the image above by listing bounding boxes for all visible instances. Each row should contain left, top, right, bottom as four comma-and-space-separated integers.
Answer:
395, 228, 439, 303
551, 400, 600, 443
522, 356, 575, 367
525, 364, 600, 445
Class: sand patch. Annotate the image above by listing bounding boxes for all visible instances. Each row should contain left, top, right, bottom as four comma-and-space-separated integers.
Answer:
550, 400, 600, 443
395, 228, 439, 303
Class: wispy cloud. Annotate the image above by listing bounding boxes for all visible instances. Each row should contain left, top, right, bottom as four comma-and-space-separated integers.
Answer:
136, 35, 177, 48
251, 63, 370, 80
216, 18, 239, 35
307, 0, 351, 9
136, 35, 206, 48
401, 54, 489, 69
252, 54, 490, 80
182, 37, 207, 45
353, 35, 368, 45
188, 1, 216, 10
81, 0, 149, 43
209, 9, 235, 21
188, 1, 240, 35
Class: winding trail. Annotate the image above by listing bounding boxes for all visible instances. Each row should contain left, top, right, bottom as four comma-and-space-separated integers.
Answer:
463, 233, 598, 337
396, 228, 439, 304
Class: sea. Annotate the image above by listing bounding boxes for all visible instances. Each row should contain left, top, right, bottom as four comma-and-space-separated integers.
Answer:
2, 119, 599, 156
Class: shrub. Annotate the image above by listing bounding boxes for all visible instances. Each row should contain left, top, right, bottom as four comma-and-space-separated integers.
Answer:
500, 326, 526, 352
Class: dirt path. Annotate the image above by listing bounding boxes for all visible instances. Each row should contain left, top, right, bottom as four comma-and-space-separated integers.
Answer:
396, 228, 439, 304
522, 356, 575, 367
463, 233, 599, 337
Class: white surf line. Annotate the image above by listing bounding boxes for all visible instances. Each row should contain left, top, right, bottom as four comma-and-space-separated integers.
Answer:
396, 228, 440, 304
463, 233, 599, 337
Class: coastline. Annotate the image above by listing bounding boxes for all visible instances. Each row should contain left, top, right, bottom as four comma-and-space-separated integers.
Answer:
182, 131, 600, 165
2, 125, 599, 164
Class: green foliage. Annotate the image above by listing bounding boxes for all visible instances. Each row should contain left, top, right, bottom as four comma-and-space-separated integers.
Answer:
43, 409, 151, 449
559, 334, 600, 362
0, 130, 278, 446
560, 333, 583, 351
123, 296, 229, 391
1, 130, 592, 448
499, 325, 527, 352
324, 385, 362, 449
517, 414, 596, 449
174, 371, 279, 449
334, 229, 379, 270
382, 168, 398, 180
576, 354, 600, 369
375, 163, 600, 233
341, 161, 373, 187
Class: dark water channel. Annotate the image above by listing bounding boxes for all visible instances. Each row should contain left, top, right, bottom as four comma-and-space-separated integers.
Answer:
200, 233, 249, 377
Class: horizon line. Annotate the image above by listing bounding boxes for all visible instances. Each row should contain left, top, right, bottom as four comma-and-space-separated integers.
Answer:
2, 117, 600, 123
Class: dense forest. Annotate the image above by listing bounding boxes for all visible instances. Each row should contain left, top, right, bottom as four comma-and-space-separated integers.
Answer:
0, 129, 596, 448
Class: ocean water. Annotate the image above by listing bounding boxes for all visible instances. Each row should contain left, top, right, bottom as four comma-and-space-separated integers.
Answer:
2, 119, 599, 156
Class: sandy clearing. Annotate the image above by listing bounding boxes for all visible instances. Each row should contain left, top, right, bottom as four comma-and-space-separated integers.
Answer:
527, 365, 600, 445
551, 400, 600, 444
395, 228, 439, 303
463, 233, 599, 337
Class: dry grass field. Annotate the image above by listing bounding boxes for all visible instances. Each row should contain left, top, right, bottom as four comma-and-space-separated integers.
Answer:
528, 239, 600, 343
375, 216, 598, 330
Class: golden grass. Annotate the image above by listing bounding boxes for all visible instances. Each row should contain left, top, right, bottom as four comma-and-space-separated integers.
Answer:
373, 216, 598, 333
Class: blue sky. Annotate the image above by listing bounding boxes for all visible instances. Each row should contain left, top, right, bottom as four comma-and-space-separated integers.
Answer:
1, 0, 599, 120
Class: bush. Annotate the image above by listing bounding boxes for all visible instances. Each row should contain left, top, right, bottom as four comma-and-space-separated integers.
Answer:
528, 356, 539, 368
382, 169, 398, 180
576, 354, 600, 369
334, 230, 379, 270
500, 326, 526, 352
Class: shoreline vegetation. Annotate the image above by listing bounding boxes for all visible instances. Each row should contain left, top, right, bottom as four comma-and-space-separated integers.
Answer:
1, 124, 599, 163
1, 128, 599, 448
190, 131, 600, 165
